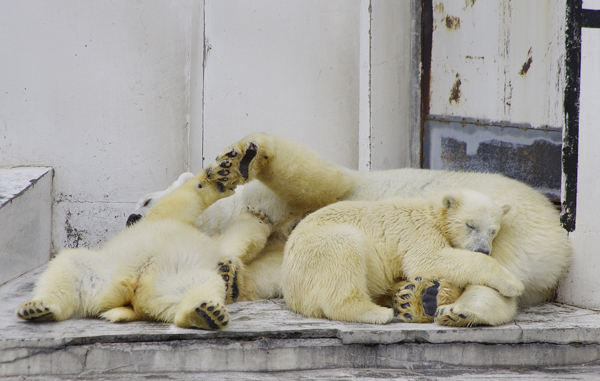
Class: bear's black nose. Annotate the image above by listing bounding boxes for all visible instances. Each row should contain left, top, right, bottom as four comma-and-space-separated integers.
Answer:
126, 214, 143, 227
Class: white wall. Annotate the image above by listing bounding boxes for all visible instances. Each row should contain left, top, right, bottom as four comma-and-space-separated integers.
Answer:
0, 1, 195, 251
201, 0, 360, 169
361, 0, 418, 171
0, 1, 415, 252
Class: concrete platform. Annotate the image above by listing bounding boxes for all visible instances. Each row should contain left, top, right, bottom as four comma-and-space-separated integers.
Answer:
2, 266, 600, 379
0, 167, 52, 287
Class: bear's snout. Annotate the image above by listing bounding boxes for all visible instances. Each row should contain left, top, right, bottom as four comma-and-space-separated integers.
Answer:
126, 214, 143, 227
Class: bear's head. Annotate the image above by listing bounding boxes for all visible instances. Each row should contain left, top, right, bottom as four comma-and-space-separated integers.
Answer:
440, 189, 511, 255
126, 172, 195, 227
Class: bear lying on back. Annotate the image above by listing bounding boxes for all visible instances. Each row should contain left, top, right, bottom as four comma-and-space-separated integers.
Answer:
281, 189, 522, 325
16, 170, 273, 330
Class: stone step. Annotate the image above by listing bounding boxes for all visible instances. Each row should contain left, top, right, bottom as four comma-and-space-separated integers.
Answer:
0, 167, 53, 287
2, 266, 600, 378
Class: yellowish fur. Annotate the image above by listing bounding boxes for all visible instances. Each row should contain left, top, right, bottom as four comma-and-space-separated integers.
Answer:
205, 133, 571, 326
281, 190, 518, 324
16, 171, 271, 330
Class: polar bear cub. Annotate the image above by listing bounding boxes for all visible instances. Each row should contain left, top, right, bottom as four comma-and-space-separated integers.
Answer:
16, 170, 272, 330
281, 189, 521, 324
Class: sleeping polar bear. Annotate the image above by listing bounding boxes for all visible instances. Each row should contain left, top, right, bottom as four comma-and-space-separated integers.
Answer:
128, 132, 572, 327
282, 189, 517, 326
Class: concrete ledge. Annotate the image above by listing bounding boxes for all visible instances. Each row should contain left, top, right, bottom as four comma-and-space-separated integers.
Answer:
2, 266, 600, 377
0, 167, 53, 286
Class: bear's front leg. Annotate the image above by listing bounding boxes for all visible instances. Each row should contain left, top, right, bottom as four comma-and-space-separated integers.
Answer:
145, 168, 236, 225
207, 133, 357, 210
218, 258, 241, 304
206, 138, 262, 189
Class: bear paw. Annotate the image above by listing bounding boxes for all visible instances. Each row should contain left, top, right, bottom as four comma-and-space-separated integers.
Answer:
392, 277, 462, 323
16, 300, 55, 322
190, 300, 230, 330
246, 206, 272, 226
218, 259, 240, 304
206, 140, 259, 188
434, 304, 478, 327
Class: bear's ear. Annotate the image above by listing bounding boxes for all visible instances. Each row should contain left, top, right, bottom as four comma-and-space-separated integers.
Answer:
500, 203, 511, 215
443, 194, 458, 210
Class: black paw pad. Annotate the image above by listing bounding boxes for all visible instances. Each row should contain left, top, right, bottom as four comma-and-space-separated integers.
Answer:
218, 169, 230, 176
239, 142, 258, 179
195, 308, 220, 330
422, 280, 440, 317
231, 268, 239, 301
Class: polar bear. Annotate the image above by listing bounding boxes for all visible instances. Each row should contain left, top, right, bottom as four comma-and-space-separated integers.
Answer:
281, 189, 518, 325
199, 132, 571, 326
16, 170, 273, 330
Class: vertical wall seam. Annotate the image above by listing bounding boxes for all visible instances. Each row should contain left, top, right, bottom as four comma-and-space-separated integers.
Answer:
201, 0, 207, 168
358, 0, 372, 171
368, 1, 372, 171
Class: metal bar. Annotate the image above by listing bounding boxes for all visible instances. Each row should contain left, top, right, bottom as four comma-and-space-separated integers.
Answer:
562, 0, 582, 232
582, 9, 600, 28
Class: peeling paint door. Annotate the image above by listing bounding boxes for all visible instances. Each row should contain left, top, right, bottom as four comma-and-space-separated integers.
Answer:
421, 0, 566, 202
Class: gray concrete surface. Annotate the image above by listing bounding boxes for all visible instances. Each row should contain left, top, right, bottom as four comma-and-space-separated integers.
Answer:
2, 266, 600, 379
0, 167, 52, 286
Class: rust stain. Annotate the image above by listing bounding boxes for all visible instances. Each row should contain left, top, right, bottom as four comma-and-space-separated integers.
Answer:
445, 15, 460, 30
449, 73, 461, 104
434, 3, 444, 13
465, 0, 476, 8
519, 48, 533, 76
519, 57, 533, 76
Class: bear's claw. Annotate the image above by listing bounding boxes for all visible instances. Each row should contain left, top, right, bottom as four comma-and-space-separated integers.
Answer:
435, 304, 477, 327
246, 206, 272, 226
190, 301, 230, 330
16, 300, 55, 322
207, 141, 259, 188
218, 259, 240, 304
392, 277, 462, 324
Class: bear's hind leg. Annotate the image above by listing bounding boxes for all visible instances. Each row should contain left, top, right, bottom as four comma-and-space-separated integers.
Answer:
175, 299, 230, 330
172, 271, 231, 330
322, 297, 394, 324
16, 300, 55, 321
100, 305, 140, 322
434, 285, 518, 327
16, 248, 116, 322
